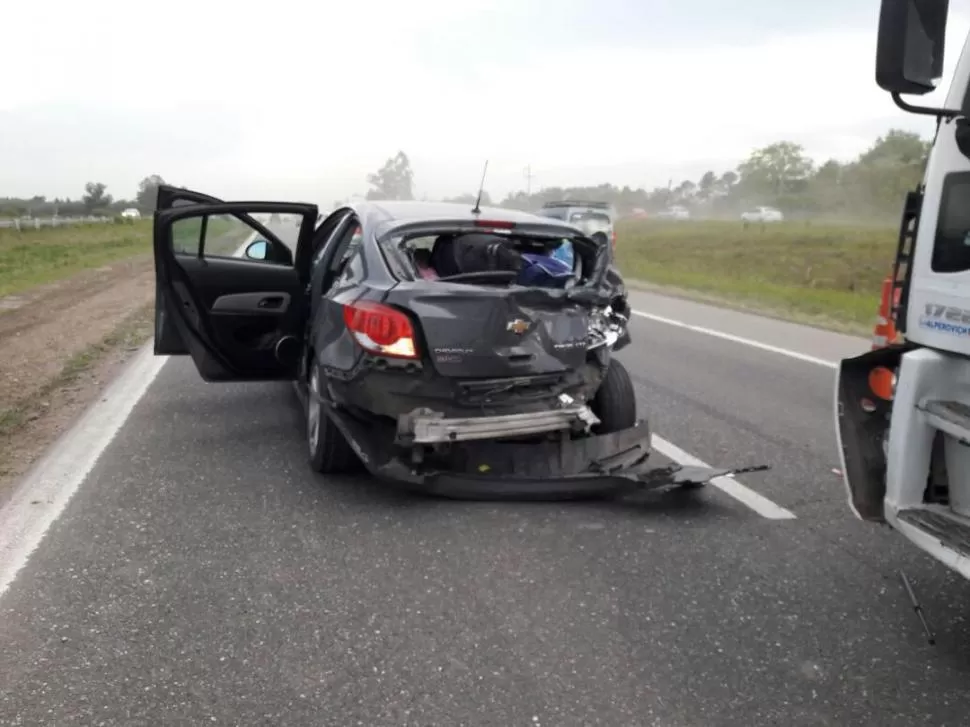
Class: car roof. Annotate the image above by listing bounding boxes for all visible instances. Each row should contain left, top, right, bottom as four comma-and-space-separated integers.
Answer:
540, 200, 612, 210
348, 200, 572, 233
542, 203, 614, 214
564, 208, 613, 215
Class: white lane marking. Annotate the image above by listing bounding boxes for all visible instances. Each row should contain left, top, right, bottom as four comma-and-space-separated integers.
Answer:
0, 344, 168, 599
631, 309, 839, 369
652, 434, 797, 520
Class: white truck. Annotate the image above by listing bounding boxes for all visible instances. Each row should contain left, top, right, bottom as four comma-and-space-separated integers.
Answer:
836, 0, 970, 580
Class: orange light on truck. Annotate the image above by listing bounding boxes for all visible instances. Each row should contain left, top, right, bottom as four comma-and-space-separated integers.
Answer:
868, 366, 896, 401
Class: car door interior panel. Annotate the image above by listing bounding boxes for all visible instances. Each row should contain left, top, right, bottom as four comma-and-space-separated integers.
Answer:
153, 193, 319, 381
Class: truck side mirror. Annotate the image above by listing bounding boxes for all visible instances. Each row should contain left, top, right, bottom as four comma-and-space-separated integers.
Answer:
876, 0, 949, 96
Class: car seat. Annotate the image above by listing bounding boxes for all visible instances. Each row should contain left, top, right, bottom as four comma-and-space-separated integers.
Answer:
428, 234, 460, 277
429, 233, 522, 277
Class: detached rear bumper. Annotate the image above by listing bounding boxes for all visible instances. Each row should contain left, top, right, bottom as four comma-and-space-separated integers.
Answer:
325, 405, 740, 501
396, 404, 599, 445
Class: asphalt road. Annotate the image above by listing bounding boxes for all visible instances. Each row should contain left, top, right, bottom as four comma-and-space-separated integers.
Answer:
3, 289, 970, 725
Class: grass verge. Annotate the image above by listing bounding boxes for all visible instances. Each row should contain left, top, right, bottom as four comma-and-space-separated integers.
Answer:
172, 215, 256, 256
0, 214, 259, 300
0, 303, 154, 444
0, 220, 153, 297
614, 219, 897, 334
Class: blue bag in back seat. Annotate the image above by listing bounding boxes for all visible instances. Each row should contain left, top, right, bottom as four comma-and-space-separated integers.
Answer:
517, 253, 575, 288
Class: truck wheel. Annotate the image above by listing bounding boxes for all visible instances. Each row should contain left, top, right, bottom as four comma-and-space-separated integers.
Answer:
591, 358, 637, 433
307, 366, 358, 474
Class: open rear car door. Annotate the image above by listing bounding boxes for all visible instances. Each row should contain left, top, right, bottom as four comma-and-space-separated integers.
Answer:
153, 185, 318, 381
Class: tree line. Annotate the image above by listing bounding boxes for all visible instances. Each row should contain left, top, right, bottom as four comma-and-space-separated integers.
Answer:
0, 128, 931, 223
363, 129, 931, 223
0, 175, 169, 219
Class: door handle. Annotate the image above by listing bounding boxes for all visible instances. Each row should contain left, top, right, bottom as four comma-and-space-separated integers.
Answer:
211, 292, 291, 314
258, 295, 285, 309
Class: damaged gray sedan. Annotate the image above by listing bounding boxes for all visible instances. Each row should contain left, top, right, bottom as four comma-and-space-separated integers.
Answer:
152, 186, 749, 499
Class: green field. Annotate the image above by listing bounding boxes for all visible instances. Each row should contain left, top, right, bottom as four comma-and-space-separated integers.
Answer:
0, 215, 259, 299
614, 219, 898, 333
0, 220, 152, 298
2, 215, 897, 334
171, 215, 256, 257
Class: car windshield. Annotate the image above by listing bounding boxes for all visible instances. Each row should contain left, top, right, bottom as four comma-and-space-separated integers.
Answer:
568, 211, 611, 224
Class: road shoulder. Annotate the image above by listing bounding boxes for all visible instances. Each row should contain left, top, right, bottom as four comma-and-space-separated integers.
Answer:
626, 286, 870, 365
0, 259, 155, 504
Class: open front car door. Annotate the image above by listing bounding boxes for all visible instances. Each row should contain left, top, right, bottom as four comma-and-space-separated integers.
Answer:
153, 189, 319, 381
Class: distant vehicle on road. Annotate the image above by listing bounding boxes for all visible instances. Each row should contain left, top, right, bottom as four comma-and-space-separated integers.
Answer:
537, 201, 616, 251
740, 206, 784, 223
121, 208, 141, 219
655, 205, 690, 220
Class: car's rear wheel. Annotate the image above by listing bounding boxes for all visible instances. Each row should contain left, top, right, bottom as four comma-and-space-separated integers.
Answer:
307, 366, 358, 474
590, 358, 637, 434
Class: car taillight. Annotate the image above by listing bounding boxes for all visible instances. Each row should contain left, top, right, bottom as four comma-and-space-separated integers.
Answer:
611, 229, 617, 249
343, 301, 418, 359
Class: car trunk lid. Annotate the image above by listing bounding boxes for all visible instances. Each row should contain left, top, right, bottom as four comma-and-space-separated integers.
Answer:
384, 283, 590, 378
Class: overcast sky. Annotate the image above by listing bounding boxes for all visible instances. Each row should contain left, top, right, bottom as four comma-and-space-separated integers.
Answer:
2, 0, 969, 205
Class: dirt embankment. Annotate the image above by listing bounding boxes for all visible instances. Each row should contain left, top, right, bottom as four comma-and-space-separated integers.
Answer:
0, 257, 155, 501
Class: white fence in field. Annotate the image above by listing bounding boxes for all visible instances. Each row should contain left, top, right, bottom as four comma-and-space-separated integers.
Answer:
0, 215, 123, 230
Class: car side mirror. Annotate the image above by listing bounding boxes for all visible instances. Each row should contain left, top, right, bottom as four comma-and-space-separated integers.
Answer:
245, 239, 269, 260
876, 0, 949, 96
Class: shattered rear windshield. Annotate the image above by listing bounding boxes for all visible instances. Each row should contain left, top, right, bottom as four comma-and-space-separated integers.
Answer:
390, 232, 575, 254
382, 230, 592, 285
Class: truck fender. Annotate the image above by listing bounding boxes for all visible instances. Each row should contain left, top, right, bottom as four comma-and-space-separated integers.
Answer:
835, 346, 906, 522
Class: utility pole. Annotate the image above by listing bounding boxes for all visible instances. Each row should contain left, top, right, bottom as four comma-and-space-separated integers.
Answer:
524, 165, 535, 197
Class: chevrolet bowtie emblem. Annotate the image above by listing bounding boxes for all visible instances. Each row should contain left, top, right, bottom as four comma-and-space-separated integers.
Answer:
507, 318, 530, 335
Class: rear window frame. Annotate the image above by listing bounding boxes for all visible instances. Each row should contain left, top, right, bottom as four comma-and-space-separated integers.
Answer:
378, 225, 602, 285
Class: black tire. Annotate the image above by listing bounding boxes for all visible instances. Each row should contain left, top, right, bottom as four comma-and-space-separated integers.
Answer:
590, 358, 637, 434
307, 366, 358, 474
